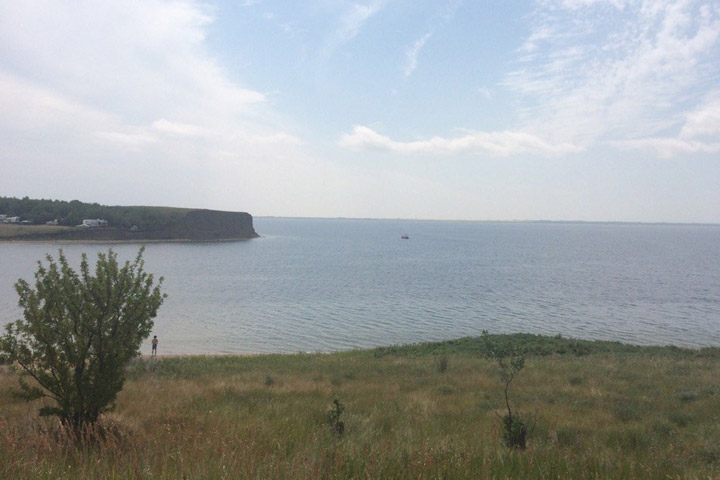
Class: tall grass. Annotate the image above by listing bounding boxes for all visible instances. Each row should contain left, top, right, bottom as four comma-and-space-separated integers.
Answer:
1, 335, 719, 479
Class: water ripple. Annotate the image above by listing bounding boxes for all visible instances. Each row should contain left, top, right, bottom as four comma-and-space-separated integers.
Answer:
2, 219, 720, 353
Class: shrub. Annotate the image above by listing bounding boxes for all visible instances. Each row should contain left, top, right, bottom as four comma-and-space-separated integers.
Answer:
437, 356, 449, 373
502, 413, 528, 450
0, 248, 164, 434
612, 400, 641, 423
326, 398, 345, 435
677, 390, 699, 402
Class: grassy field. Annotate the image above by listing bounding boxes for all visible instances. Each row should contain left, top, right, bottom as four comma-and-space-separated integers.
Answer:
0, 224, 74, 238
1, 334, 719, 479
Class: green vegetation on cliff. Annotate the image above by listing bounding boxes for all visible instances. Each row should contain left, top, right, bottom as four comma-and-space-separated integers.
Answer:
1, 334, 718, 479
0, 196, 190, 230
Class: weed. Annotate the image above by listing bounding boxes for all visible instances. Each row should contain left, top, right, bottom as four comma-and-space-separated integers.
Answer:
437, 356, 449, 373
437, 385, 454, 395
651, 419, 674, 437
667, 411, 691, 427
696, 444, 720, 464
326, 398, 345, 435
612, 400, 641, 423
677, 390, 699, 402
501, 413, 528, 450
555, 426, 583, 448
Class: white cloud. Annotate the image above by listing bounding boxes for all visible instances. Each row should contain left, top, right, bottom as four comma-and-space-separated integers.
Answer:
505, 0, 720, 152
96, 130, 159, 148
404, 33, 432, 77
343, 0, 719, 160
0, 0, 307, 210
613, 89, 720, 156
0, 0, 268, 129
152, 119, 207, 137
679, 94, 720, 139
559, 0, 630, 10
611, 137, 720, 158
339, 125, 582, 156
0, 73, 113, 130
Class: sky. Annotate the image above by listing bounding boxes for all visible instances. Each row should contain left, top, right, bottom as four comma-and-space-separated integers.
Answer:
1, 0, 719, 223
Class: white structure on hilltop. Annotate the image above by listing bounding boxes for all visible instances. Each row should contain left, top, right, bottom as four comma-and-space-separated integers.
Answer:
80, 219, 108, 228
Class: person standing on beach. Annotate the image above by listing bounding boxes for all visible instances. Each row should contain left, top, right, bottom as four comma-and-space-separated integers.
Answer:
151, 335, 158, 356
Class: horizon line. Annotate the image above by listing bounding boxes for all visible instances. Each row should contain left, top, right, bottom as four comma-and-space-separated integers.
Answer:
254, 216, 720, 227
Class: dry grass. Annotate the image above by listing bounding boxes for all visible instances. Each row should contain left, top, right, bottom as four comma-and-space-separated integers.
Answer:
0, 224, 74, 238
1, 343, 719, 479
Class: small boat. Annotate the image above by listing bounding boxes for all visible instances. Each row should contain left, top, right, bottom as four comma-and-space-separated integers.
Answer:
401, 234, 409, 240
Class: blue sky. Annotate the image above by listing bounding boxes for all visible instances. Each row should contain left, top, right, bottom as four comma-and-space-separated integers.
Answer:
1, 0, 719, 222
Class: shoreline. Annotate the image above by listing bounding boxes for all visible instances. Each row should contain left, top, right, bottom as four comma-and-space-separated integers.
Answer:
131, 333, 720, 360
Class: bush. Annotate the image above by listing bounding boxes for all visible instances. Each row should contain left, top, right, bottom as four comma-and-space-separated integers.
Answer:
677, 390, 699, 402
326, 398, 345, 435
0, 248, 164, 434
437, 356, 449, 373
502, 413, 528, 449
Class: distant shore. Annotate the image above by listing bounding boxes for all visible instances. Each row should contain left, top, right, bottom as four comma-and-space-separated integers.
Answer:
0, 209, 258, 242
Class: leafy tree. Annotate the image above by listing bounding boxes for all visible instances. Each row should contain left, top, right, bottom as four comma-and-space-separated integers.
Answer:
0, 248, 165, 432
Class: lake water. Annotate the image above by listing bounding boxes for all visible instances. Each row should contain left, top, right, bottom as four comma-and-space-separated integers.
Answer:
1, 218, 719, 354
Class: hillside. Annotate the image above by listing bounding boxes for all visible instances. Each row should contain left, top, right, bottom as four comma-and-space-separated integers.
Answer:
0, 197, 258, 241
1, 334, 718, 479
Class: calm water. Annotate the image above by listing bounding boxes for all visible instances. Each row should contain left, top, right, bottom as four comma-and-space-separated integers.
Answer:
1, 218, 719, 354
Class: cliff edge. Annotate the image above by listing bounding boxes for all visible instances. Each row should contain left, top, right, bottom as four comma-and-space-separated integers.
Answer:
152, 209, 258, 240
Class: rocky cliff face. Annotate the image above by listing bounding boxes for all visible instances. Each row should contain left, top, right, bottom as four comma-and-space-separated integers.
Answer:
151, 209, 258, 240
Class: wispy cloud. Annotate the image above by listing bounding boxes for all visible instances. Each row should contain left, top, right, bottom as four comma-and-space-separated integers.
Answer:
340, 1, 384, 42
340, 0, 720, 159
339, 125, 582, 156
404, 33, 432, 77
321, 1, 384, 59
477, 87, 493, 100
505, 0, 720, 153
402, 1, 463, 78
